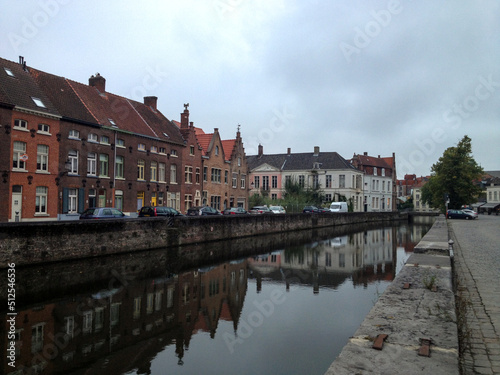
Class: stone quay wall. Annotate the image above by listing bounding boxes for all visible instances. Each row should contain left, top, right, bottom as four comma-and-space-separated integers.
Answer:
0, 212, 406, 268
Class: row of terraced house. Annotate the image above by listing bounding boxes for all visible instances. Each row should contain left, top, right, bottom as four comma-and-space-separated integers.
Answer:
0, 56, 248, 222
1, 56, 400, 223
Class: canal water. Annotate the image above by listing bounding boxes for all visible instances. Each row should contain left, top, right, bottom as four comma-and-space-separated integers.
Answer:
2, 220, 433, 375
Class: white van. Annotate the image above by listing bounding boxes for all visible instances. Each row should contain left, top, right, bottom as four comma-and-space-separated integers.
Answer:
330, 202, 348, 213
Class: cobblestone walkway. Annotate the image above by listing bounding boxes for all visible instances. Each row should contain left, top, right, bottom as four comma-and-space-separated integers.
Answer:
450, 214, 500, 374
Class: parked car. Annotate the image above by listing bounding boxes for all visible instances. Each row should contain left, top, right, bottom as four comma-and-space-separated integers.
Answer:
248, 206, 273, 214
138, 206, 183, 217
79, 207, 127, 220
187, 206, 222, 216
461, 209, 478, 219
223, 207, 249, 215
447, 209, 475, 220
269, 205, 286, 214
303, 205, 330, 213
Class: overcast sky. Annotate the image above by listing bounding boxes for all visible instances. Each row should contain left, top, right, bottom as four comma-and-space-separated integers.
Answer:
2, 1, 499, 178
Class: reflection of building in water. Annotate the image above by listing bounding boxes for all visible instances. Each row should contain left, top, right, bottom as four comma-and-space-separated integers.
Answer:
396, 223, 432, 254
3, 261, 247, 374
248, 228, 398, 293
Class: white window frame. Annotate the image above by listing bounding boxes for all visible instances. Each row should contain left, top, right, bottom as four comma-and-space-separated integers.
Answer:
137, 159, 145, 180
170, 164, 177, 183
68, 188, 78, 213
36, 144, 49, 172
87, 152, 97, 176
115, 155, 124, 179
13, 141, 27, 170
151, 161, 158, 181
158, 162, 166, 182
99, 154, 109, 177
14, 119, 28, 130
88, 133, 98, 143
68, 129, 80, 140
35, 186, 48, 214
68, 150, 78, 174
37, 123, 50, 134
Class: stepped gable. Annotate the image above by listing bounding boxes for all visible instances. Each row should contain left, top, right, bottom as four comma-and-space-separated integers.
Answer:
0, 57, 59, 116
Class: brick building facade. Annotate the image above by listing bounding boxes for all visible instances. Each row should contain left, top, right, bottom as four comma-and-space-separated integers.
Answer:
0, 56, 249, 221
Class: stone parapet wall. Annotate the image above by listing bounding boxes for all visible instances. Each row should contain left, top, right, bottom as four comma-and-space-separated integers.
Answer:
0, 212, 406, 268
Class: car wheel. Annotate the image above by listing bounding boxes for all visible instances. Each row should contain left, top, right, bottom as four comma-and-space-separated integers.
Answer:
465, 216, 470, 220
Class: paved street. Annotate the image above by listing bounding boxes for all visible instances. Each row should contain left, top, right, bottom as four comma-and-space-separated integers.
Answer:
450, 214, 500, 374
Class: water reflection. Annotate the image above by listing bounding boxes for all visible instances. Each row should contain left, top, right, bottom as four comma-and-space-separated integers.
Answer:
249, 228, 397, 294
2, 223, 432, 375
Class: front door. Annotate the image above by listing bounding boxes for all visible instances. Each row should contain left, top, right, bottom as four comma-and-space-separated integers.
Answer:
11, 185, 22, 222
98, 189, 106, 207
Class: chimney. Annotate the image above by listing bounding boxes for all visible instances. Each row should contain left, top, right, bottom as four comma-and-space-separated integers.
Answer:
287, 147, 291, 155
180, 103, 189, 129
89, 73, 106, 93
258, 144, 263, 157
144, 96, 157, 110
363, 152, 368, 156
314, 146, 320, 155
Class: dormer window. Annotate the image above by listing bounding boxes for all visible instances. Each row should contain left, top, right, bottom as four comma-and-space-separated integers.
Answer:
4, 67, 15, 77
31, 97, 46, 108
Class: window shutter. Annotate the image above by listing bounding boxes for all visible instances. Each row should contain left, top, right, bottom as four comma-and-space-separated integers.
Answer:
62, 188, 69, 213
78, 188, 85, 213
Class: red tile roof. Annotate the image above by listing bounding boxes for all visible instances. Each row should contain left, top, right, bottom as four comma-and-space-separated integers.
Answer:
221, 139, 236, 161
355, 154, 391, 169
196, 133, 213, 155
29, 66, 185, 145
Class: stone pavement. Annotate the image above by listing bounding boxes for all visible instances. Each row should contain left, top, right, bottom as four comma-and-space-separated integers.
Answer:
325, 217, 459, 374
450, 214, 500, 374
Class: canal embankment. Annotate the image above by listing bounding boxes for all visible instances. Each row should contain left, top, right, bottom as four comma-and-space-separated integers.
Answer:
0, 212, 406, 268
325, 216, 459, 374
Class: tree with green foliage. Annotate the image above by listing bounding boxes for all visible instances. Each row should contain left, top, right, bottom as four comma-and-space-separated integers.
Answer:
421, 135, 483, 212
